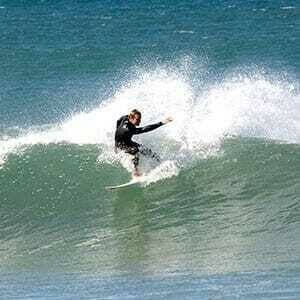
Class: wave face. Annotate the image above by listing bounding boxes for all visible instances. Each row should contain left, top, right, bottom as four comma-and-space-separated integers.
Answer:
0, 67, 299, 256
0, 138, 299, 279
1, 63, 300, 261
0, 63, 300, 299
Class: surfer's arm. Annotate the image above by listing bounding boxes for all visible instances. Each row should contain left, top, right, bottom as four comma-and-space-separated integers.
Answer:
133, 117, 173, 134
133, 122, 163, 134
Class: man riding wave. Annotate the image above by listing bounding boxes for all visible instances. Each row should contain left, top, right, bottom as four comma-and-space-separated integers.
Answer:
114, 109, 173, 177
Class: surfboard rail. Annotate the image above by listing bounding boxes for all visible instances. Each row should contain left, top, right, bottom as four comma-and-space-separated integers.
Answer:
105, 176, 144, 190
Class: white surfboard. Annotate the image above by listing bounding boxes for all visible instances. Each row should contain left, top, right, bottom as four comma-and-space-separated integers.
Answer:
105, 176, 145, 191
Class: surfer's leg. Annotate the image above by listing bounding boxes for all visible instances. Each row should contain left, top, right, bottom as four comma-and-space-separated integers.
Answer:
132, 153, 141, 176
139, 145, 160, 162
124, 145, 141, 175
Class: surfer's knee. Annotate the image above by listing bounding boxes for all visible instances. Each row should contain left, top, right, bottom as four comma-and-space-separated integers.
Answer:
139, 145, 152, 156
140, 145, 160, 162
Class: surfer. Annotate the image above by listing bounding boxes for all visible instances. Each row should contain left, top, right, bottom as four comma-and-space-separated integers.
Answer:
115, 109, 173, 177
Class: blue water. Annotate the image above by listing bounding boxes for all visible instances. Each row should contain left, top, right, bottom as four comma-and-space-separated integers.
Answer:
0, 0, 299, 127
0, 0, 299, 299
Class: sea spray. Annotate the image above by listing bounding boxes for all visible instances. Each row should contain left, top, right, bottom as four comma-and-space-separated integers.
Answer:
0, 64, 299, 174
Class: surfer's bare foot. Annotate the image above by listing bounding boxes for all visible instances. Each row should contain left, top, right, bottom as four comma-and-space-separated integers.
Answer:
133, 169, 142, 177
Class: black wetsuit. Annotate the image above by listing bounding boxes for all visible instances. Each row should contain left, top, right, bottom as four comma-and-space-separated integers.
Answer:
114, 115, 163, 167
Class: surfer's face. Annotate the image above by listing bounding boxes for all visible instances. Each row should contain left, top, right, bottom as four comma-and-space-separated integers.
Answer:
129, 114, 141, 126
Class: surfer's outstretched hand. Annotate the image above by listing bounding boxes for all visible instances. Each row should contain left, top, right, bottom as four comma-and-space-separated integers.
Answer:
162, 117, 173, 124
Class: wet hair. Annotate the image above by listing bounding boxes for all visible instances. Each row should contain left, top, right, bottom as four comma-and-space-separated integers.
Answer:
129, 109, 141, 119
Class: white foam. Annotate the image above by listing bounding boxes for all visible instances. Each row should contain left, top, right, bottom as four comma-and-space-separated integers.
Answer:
141, 160, 180, 186
280, 6, 295, 10
0, 63, 299, 172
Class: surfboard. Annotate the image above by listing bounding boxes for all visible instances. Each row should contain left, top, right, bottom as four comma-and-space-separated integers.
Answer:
105, 177, 144, 191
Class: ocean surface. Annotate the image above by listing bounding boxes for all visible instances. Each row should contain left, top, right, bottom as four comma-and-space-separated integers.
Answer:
0, 0, 299, 299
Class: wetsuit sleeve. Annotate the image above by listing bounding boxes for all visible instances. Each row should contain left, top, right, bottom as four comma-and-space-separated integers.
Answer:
133, 122, 164, 135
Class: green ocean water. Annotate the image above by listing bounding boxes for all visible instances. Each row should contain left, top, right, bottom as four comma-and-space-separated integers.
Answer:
1, 138, 300, 298
0, 0, 300, 299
